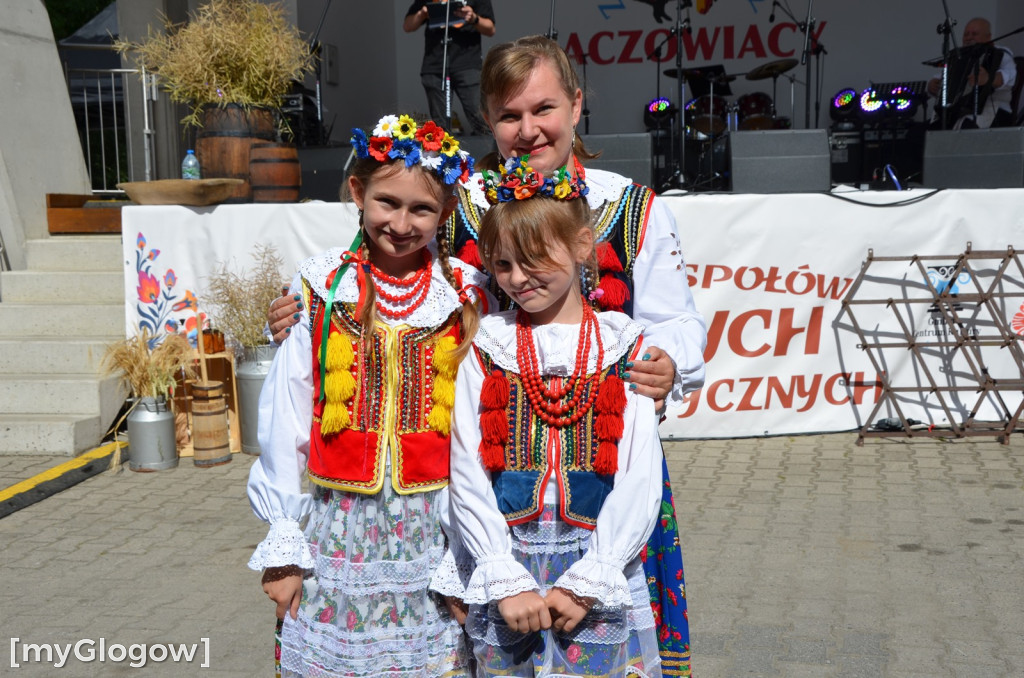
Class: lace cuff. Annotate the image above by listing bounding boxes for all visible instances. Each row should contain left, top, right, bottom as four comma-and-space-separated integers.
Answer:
553, 553, 632, 608
247, 520, 315, 571
462, 554, 539, 604
429, 545, 473, 598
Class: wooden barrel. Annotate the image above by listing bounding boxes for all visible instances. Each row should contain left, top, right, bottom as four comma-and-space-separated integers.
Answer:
250, 143, 301, 203
195, 105, 276, 203
191, 380, 232, 467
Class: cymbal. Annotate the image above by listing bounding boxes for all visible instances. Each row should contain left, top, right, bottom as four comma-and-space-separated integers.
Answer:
745, 58, 798, 81
664, 67, 737, 83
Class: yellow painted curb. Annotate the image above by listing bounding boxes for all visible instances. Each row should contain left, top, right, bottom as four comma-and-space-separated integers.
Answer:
0, 441, 127, 503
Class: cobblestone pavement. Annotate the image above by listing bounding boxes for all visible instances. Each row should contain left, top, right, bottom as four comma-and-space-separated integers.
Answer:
1, 433, 1022, 677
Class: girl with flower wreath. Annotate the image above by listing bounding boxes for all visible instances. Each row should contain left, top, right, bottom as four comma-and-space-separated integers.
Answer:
268, 36, 703, 677
246, 114, 492, 678
436, 155, 663, 677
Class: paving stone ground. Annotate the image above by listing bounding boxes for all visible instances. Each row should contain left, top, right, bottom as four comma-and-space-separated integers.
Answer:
0, 432, 1021, 677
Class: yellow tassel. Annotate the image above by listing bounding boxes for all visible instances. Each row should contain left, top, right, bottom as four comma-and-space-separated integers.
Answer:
324, 370, 356, 404
321, 402, 351, 435
432, 335, 459, 378
427, 403, 452, 435
325, 332, 354, 371
433, 377, 456, 408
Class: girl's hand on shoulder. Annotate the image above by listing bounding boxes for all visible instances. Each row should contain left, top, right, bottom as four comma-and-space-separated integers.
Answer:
268, 289, 303, 344
443, 595, 469, 625
622, 345, 675, 411
261, 566, 304, 620
497, 591, 552, 633
545, 587, 594, 634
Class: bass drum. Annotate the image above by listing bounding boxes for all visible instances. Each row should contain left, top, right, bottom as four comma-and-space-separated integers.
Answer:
737, 91, 775, 130
684, 95, 728, 139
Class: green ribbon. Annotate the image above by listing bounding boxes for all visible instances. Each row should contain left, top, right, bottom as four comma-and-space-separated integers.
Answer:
318, 229, 363, 403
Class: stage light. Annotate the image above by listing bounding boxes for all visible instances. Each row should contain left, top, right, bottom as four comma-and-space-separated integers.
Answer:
830, 88, 859, 129
644, 97, 675, 130
859, 88, 887, 118
888, 85, 918, 118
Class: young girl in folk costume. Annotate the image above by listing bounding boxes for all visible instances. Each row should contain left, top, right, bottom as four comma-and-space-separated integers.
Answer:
268, 36, 703, 675
247, 114, 489, 678
440, 156, 664, 676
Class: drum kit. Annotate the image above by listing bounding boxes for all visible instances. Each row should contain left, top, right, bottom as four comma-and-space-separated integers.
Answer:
663, 58, 799, 189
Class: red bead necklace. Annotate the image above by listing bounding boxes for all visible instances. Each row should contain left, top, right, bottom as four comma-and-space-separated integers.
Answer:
353, 249, 433, 319
515, 300, 604, 428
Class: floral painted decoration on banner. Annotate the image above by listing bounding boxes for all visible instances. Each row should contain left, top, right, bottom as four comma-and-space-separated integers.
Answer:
350, 114, 474, 186
480, 155, 588, 205
134, 232, 202, 347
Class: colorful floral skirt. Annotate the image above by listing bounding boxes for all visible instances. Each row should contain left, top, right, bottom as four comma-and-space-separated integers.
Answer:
641, 456, 691, 677
466, 513, 661, 677
277, 483, 468, 677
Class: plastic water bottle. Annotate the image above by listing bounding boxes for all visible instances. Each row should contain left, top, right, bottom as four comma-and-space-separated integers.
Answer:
181, 149, 201, 180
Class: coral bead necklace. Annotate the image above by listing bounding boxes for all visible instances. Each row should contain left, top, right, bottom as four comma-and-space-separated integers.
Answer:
515, 299, 604, 428
368, 250, 432, 319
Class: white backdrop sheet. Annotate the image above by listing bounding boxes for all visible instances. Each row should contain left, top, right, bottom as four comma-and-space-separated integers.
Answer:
122, 189, 1024, 438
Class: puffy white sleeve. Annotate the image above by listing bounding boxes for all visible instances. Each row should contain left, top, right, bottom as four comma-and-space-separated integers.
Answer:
246, 272, 316, 571
552, 382, 662, 607
631, 195, 707, 402
446, 350, 540, 604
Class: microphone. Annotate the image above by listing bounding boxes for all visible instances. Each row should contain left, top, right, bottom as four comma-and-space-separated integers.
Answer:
769, 0, 777, 23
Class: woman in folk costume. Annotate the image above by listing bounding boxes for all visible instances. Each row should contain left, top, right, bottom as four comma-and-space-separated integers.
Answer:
268, 37, 704, 675
247, 114, 491, 677
441, 155, 663, 676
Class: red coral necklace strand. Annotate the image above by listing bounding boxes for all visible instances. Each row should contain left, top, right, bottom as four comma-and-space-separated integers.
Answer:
369, 250, 432, 319
515, 300, 604, 428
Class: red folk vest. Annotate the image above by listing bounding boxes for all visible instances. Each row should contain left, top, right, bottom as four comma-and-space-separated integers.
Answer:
305, 281, 460, 495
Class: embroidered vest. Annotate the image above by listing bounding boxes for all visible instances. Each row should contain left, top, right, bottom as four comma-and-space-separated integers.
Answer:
305, 280, 460, 495
478, 339, 639, 529
448, 181, 656, 315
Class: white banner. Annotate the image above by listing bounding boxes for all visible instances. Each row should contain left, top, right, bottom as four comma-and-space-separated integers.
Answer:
660, 187, 1024, 438
122, 189, 1024, 438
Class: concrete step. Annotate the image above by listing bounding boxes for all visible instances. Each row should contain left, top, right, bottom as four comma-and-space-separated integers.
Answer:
25, 235, 123, 271
0, 337, 114, 374
0, 374, 124, 416
0, 302, 124, 337
0, 270, 123, 303
0, 413, 107, 456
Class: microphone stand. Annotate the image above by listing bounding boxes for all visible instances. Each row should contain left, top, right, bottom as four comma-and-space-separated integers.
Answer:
799, 0, 814, 128
308, 0, 333, 145
935, 0, 958, 130
671, 0, 692, 189
547, 0, 558, 40
441, 1, 453, 131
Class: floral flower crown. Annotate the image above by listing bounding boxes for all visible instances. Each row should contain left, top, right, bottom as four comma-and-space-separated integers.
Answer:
350, 114, 474, 186
481, 155, 588, 205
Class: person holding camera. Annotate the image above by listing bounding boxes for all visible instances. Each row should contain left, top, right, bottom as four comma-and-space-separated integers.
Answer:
404, 0, 495, 136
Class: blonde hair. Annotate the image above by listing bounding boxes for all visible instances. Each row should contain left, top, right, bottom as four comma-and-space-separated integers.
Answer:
478, 197, 595, 285
480, 35, 600, 162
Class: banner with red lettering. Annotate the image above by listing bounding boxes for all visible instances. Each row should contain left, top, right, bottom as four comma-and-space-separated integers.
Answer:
659, 187, 1024, 439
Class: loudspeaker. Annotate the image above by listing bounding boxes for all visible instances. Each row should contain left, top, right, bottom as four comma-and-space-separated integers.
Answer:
729, 129, 831, 193
922, 128, 1024, 188
582, 133, 653, 188
829, 131, 862, 185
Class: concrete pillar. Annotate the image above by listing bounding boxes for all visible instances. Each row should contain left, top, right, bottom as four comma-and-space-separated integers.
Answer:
0, 0, 92, 271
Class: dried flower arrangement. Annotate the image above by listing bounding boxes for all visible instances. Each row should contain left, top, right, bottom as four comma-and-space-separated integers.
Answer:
102, 330, 195, 400
205, 243, 285, 349
115, 0, 315, 128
